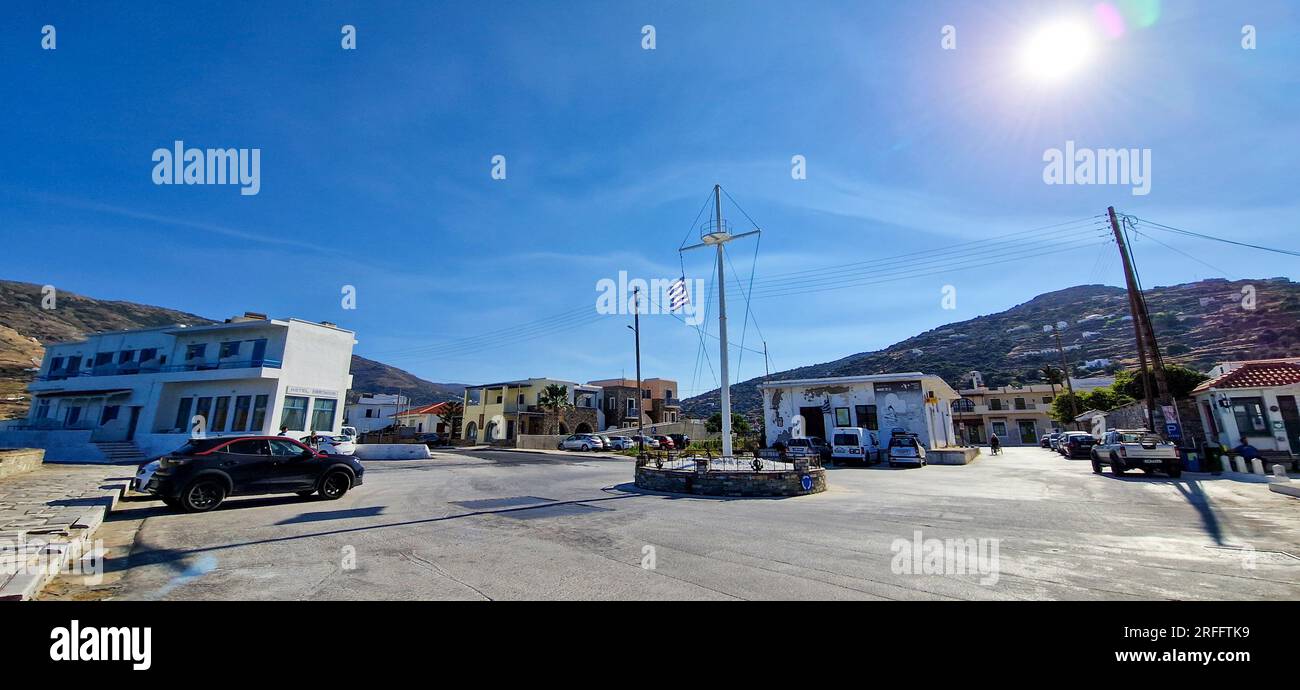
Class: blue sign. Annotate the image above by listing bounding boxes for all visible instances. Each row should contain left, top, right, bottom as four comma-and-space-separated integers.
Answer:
800, 474, 813, 491
1166, 422, 1182, 440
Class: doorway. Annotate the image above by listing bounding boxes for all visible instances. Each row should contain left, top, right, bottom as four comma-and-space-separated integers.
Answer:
1017, 420, 1038, 445
798, 406, 826, 440
1279, 396, 1300, 454
126, 407, 142, 441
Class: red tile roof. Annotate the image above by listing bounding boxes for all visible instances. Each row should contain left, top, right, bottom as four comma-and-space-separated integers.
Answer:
392, 401, 452, 417
1193, 360, 1300, 393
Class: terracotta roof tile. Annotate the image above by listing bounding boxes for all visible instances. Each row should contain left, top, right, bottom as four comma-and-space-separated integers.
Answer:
1193, 361, 1300, 393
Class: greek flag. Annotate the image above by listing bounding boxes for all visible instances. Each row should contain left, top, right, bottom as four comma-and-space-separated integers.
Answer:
667, 277, 689, 311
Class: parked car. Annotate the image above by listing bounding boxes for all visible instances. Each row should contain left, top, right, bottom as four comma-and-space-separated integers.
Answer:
558, 434, 602, 451
783, 436, 832, 461
1048, 432, 1066, 451
831, 427, 879, 465
1058, 432, 1096, 458
1092, 429, 1181, 477
668, 433, 691, 450
652, 435, 675, 450
313, 434, 357, 455
416, 432, 447, 448
887, 431, 927, 467
605, 435, 633, 450
1039, 434, 1052, 448
630, 435, 661, 449
137, 435, 364, 512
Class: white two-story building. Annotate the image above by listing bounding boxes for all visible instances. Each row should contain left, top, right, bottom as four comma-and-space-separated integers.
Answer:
759, 373, 960, 449
1, 313, 356, 462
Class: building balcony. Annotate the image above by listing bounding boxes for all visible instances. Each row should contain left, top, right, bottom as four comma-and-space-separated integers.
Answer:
31, 359, 284, 392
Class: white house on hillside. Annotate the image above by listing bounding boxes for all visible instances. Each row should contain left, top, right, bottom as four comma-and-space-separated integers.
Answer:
345, 393, 409, 433
1, 313, 356, 461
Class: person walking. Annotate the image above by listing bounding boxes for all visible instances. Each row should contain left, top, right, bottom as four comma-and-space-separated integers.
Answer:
989, 433, 1001, 455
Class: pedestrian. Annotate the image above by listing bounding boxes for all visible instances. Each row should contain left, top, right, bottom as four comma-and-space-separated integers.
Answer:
278, 425, 289, 436
989, 433, 1001, 455
1230, 436, 1260, 461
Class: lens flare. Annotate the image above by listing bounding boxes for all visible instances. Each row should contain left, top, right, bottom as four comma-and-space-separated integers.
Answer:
1094, 3, 1127, 39
1021, 19, 1096, 83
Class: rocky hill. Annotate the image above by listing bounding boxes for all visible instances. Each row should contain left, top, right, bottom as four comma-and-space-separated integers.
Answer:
682, 278, 1300, 417
0, 280, 465, 419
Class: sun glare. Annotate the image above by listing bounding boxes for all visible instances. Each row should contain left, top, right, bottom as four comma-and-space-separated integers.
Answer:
1021, 19, 1096, 84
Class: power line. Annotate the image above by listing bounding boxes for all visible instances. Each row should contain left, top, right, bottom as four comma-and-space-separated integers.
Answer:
1129, 216, 1300, 258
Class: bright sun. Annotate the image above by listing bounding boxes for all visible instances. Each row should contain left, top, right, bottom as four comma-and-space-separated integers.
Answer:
1021, 19, 1096, 83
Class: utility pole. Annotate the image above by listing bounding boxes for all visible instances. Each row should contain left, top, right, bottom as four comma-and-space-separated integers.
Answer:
1048, 322, 1077, 426
630, 287, 644, 453
1108, 206, 1170, 434
680, 184, 760, 458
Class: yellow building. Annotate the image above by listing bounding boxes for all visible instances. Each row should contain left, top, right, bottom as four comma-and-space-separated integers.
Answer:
460, 378, 599, 443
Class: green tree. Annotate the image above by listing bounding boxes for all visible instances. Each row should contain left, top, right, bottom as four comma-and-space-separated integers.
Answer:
537, 384, 571, 434
1050, 393, 1085, 425
1114, 364, 1208, 400
440, 399, 464, 438
706, 412, 751, 436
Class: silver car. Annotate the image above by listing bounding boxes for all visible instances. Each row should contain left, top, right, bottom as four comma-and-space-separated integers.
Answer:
559, 434, 602, 451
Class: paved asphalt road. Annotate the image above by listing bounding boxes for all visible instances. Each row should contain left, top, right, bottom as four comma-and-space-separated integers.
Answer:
42, 447, 1300, 601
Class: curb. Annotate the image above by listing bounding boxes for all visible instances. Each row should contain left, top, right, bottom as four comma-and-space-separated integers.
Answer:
487, 447, 629, 460
0, 480, 130, 602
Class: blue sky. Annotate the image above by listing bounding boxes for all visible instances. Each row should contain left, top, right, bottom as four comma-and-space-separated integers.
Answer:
3, 1, 1298, 397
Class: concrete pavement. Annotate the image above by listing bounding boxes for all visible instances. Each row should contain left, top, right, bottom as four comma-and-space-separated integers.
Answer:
38, 447, 1300, 601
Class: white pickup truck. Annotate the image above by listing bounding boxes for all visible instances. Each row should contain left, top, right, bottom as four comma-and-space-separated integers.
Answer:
1091, 429, 1181, 478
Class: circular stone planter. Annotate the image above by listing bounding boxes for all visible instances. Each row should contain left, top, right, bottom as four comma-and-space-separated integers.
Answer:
634, 464, 827, 497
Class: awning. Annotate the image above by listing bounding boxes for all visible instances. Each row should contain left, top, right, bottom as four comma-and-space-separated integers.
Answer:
32, 389, 133, 399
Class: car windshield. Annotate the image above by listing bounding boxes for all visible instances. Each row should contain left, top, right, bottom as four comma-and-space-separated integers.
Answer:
787, 439, 810, 447
1119, 432, 1160, 443
173, 438, 226, 454
833, 434, 859, 445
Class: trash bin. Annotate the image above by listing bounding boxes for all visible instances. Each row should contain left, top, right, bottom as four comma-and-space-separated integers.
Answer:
1181, 448, 1200, 473
1201, 444, 1224, 474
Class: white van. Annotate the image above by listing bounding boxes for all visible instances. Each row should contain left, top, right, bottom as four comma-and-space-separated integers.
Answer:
831, 427, 879, 465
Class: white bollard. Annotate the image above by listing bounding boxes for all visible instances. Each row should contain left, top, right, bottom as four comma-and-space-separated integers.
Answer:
1271, 464, 1290, 482
1250, 457, 1266, 475
1230, 455, 1246, 473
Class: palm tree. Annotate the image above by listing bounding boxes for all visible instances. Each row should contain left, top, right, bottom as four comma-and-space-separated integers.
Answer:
440, 399, 464, 439
537, 384, 571, 435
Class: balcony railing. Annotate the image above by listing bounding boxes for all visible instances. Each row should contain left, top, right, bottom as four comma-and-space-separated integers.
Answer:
37, 358, 282, 381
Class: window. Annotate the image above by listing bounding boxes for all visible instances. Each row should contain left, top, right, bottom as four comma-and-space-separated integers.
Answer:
248, 338, 267, 365
310, 398, 337, 431
1014, 398, 1027, 410
992, 421, 1007, 436
36, 400, 51, 419
990, 399, 1004, 411
225, 439, 267, 455
219, 341, 241, 358
834, 433, 860, 446
642, 389, 650, 399
517, 393, 525, 405
1231, 397, 1269, 435
66, 356, 82, 372
665, 389, 673, 399
231, 395, 252, 432
50, 356, 65, 372
65, 407, 82, 425
100, 406, 120, 425
506, 420, 516, 439
118, 350, 135, 364
211, 397, 230, 432
835, 407, 851, 427
269, 438, 304, 457
139, 348, 158, 362
174, 398, 194, 431
365, 408, 374, 418
281, 396, 309, 431
495, 394, 503, 404
194, 397, 213, 430
1042, 396, 1053, 404
186, 343, 206, 361
855, 405, 878, 430
250, 395, 268, 431
94, 352, 114, 367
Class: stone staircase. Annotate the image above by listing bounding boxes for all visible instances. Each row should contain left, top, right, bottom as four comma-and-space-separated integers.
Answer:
91, 441, 148, 464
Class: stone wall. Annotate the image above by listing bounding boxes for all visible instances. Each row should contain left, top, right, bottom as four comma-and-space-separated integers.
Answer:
634, 466, 826, 497
0, 448, 44, 480
516, 434, 568, 450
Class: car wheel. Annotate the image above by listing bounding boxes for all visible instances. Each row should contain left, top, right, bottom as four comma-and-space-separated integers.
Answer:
1091, 457, 1103, 474
1111, 455, 1127, 475
180, 478, 227, 512
319, 470, 352, 500
580, 444, 590, 451
557, 443, 564, 450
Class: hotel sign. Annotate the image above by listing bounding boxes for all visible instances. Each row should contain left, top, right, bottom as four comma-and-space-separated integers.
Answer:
286, 386, 338, 398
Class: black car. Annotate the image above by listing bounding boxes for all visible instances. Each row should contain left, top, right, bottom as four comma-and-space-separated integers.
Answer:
668, 433, 691, 450
1058, 432, 1096, 458
139, 435, 365, 512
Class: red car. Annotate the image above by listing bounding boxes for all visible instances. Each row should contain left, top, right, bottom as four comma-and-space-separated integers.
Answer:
652, 435, 675, 450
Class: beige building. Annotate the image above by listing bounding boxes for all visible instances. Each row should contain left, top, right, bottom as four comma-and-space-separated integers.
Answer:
459, 378, 599, 443
952, 377, 1114, 446
587, 377, 681, 430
